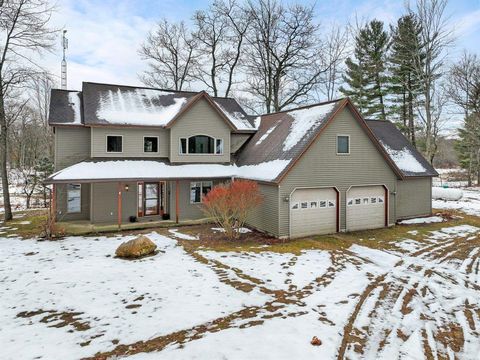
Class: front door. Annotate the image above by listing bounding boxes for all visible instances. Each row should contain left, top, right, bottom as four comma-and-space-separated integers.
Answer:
137, 181, 167, 217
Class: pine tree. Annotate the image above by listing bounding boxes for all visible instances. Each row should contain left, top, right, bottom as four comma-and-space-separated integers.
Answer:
455, 114, 480, 186
340, 20, 389, 120
389, 14, 424, 147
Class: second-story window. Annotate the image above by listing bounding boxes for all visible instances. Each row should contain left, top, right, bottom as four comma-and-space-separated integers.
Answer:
179, 135, 223, 155
144, 136, 158, 153
107, 135, 123, 153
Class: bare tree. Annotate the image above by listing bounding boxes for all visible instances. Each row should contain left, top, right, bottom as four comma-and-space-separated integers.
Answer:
409, 0, 453, 163
447, 52, 480, 185
193, 0, 250, 97
316, 24, 349, 101
0, 0, 57, 220
243, 0, 331, 113
139, 20, 198, 91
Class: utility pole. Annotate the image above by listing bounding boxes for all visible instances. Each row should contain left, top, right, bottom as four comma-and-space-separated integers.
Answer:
61, 30, 68, 89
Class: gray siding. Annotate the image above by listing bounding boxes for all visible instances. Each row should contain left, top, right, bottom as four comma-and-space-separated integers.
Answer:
90, 127, 169, 158
278, 107, 398, 237
169, 179, 226, 221
90, 182, 137, 223
246, 183, 279, 236
55, 183, 90, 221
396, 177, 432, 219
54, 127, 90, 170
169, 99, 231, 163
231, 134, 251, 153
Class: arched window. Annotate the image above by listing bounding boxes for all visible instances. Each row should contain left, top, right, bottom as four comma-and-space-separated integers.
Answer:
179, 135, 223, 155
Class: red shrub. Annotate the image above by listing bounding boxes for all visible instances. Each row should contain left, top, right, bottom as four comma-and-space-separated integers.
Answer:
202, 180, 263, 239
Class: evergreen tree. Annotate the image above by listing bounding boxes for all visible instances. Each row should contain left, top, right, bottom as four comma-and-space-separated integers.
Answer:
341, 20, 389, 120
455, 113, 480, 185
389, 14, 424, 147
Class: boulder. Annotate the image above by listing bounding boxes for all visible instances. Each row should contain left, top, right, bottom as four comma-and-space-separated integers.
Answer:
310, 336, 322, 346
115, 235, 157, 259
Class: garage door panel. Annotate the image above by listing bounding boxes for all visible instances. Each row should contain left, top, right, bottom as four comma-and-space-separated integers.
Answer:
346, 186, 385, 232
290, 188, 337, 238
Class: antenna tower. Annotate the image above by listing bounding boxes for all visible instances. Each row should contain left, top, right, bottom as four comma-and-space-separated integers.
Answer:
61, 30, 68, 89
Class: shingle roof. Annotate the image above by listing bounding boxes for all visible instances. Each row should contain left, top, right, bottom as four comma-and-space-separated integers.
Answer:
236, 99, 343, 180
48, 89, 83, 126
365, 120, 438, 177
49, 82, 257, 131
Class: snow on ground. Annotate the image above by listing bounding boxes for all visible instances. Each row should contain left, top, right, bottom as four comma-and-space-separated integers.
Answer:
168, 228, 198, 240
399, 216, 445, 225
0, 233, 269, 359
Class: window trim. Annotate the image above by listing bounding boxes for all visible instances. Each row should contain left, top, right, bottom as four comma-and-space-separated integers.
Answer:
106, 134, 123, 153
143, 136, 159, 154
179, 135, 224, 156
190, 180, 213, 204
67, 183, 81, 214
336, 134, 350, 155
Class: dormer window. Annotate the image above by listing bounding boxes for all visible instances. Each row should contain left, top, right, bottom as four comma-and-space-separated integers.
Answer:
179, 135, 223, 155
106, 135, 123, 153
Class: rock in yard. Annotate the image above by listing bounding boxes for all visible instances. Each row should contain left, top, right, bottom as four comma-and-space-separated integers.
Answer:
115, 235, 157, 259
310, 336, 322, 346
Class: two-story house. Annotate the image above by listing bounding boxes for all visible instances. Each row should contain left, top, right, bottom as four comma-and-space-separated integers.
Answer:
47, 82, 437, 238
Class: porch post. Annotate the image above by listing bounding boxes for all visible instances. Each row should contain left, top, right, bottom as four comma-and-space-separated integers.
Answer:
117, 182, 122, 229
51, 184, 56, 224
175, 179, 179, 223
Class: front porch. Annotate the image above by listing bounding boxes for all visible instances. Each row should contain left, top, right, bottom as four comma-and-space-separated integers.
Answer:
51, 178, 224, 230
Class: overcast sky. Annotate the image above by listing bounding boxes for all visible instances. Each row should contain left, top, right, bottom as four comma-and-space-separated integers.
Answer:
42, 0, 480, 93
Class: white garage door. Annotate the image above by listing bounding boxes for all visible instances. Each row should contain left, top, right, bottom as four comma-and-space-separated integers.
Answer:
346, 185, 386, 231
290, 188, 337, 238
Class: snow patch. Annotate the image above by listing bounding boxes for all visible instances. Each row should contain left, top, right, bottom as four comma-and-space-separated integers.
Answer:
67, 92, 82, 124
255, 123, 278, 146
168, 229, 198, 240
381, 142, 426, 173
399, 216, 445, 225
214, 101, 256, 131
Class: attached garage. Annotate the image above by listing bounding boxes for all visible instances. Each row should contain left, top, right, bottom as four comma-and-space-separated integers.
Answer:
290, 187, 338, 238
346, 185, 387, 232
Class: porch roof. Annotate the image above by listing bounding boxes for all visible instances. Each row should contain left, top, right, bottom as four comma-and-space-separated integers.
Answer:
46, 159, 291, 184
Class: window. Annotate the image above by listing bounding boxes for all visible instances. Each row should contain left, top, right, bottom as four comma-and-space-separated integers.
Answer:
215, 139, 223, 155
144, 137, 158, 153
319, 200, 327, 208
107, 135, 122, 153
190, 181, 213, 203
179, 135, 223, 155
145, 183, 159, 216
310, 201, 318, 209
328, 200, 335, 208
337, 135, 350, 154
137, 183, 143, 217
355, 198, 361, 205
347, 199, 353, 206
67, 184, 81, 213
291, 202, 299, 210
189, 135, 214, 154
371, 197, 377, 204
301, 202, 308, 209
378, 196, 384, 203
363, 198, 369, 205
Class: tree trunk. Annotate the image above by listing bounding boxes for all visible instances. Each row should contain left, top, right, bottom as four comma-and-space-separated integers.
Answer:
0, 88, 12, 221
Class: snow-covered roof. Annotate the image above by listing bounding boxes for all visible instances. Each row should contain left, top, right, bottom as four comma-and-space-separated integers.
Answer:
366, 120, 438, 177
48, 90, 83, 126
214, 100, 257, 131
47, 159, 291, 183
49, 82, 257, 132
236, 100, 341, 182
95, 88, 188, 126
